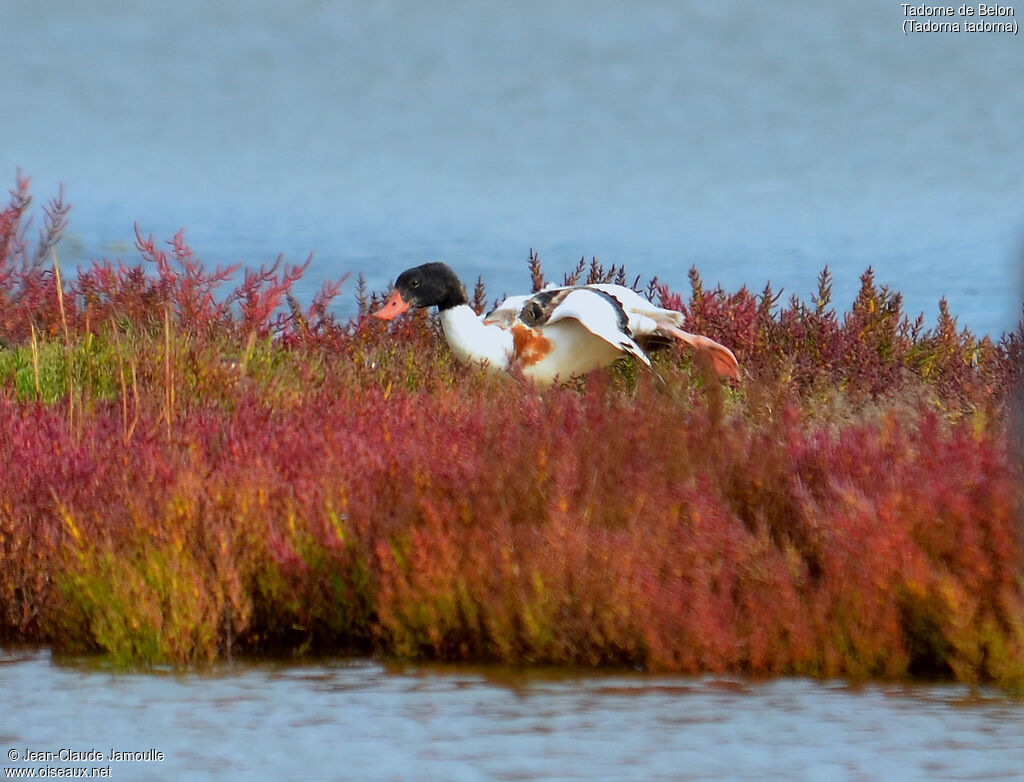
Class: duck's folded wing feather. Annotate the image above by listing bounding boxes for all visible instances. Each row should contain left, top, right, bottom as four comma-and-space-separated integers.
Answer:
483, 294, 531, 329
544, 289, 651, 367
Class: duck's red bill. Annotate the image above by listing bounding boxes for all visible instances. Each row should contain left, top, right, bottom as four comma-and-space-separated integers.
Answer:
373, 290, 410, 320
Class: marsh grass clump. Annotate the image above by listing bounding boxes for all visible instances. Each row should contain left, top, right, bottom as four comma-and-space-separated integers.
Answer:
1, 176, 1022, 689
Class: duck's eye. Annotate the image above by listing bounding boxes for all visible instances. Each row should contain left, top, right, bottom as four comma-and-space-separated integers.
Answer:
409, 279, 420, 288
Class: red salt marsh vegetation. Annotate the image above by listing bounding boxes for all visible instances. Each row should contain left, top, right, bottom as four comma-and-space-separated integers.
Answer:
1, 175, 1022, 689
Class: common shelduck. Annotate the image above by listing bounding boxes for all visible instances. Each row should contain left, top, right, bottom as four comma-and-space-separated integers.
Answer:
372, 262, 739, 385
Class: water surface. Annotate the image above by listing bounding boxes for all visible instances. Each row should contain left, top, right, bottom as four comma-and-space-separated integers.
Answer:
2, 648, 1023, 781
2, 1, 1022, 334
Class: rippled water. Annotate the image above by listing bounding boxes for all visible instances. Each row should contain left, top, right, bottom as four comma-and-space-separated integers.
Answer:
2, 0, 1022, 334
2, 648, 1023, 781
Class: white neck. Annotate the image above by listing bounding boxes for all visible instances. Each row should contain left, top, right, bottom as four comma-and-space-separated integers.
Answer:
438, 305, 513, 371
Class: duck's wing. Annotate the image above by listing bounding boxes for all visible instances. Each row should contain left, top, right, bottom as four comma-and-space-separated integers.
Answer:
528, 288, 651, 367
588, 284, 739, 379
586, 284, 683, 331
483, 294, 532, 329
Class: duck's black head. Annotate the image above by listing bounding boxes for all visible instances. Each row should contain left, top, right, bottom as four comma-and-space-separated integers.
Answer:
373, 262, 469, 320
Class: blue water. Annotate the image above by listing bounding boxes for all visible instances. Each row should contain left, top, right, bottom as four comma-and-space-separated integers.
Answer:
2, 0, 1022, 335
2, 648, 1024, 781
